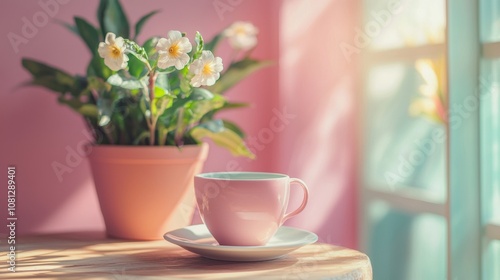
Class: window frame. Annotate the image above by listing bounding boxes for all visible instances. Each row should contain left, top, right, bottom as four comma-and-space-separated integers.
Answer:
359, 0, 500, 279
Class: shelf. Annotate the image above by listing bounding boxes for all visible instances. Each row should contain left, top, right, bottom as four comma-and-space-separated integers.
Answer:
363, 186, 447, 216
364, 43, 446, 64
483, 41, 500, 59
486, 223, 500, 240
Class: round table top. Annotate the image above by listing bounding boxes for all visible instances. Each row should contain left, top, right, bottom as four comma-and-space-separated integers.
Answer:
1, 232, 372, 280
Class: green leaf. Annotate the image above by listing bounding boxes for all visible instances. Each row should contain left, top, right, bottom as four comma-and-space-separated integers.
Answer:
190, 87, 214, 100
74, 17, 100, 54
208, 59, 273, 94
192, 31, 204, 60
154, 86, 166, 98
21, 59, 76, 93
87, 55, 113, 80
196, 119, 224, 132
154, 86, 175, 98
112, 113, 127, 143
222, 119, 245, 138
200, 101, 250, 122
185, 94, 225, 125
107, 73, 144, 89
55, 20, 79, 35
26, 76, 72, 93
190, 121, 255, 159
57, 96, 82, 108
69, 76, 89, 97
153, 86, 174, 116
134, 10, 160, 40
152, 95, 172, 116
22, 58, 73, 80
57, 97, 98, 119
143, 36, 159, 57
87, 76, 111, 92
127, 54, 147, 78
133, 131, 150, 145
158, 87, 217, 133
97, 0, 108, 37
102, 0, 130, 38
204, 32, 224, 52
78, 104, 99, 118
154, 71, 171, 91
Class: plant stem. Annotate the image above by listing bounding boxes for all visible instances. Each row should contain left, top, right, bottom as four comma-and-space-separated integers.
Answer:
103, 124, 115, 145
174, 108, 185, 147
90, 89, 99, 103
148, 71, 157, 145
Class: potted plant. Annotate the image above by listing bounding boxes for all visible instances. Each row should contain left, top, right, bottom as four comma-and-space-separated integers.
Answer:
21, 0, 270, 240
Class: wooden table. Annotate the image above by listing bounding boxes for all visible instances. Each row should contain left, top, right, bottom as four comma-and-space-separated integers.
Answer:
1, 232, 372, 279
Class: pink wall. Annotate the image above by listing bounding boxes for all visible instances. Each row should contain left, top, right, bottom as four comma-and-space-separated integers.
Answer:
278, 0, 359, 248
0, 0, 357, 248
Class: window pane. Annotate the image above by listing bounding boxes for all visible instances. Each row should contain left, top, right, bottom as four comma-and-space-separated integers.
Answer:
481, 2, 500, 279
363, 61, 446, 201
480, 59, 500, 224
481, 0, 500, 42
365, 200, 447, 280
364, 0, 446, 50
484, 240, 500, 279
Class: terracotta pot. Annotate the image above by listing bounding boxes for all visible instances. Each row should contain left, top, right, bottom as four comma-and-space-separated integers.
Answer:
88, 143, 208, 240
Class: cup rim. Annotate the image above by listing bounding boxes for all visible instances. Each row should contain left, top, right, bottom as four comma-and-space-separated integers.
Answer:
195, 171, 289, 181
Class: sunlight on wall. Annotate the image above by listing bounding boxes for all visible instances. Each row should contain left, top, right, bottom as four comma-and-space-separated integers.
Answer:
280, 0, 332, 41
279, 0, 358, 247
285, 79, 353, 231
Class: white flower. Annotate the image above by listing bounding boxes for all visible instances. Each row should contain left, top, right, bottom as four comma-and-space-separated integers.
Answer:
98, 32, 129, 71
156, 30, 192, 70
410, 58, 446, 123
415, 59, 438, 97
189, 51, 223, 87
224, 21, 258, 51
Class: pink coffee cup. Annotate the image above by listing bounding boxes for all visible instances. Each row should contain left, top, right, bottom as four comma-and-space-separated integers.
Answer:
194, 172, 309, 246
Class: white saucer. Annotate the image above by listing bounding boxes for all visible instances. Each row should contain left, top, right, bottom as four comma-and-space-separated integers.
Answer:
164, 224, 318, 262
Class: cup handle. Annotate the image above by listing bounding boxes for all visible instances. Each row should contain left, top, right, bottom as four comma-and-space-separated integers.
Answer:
282, 178, 309, 224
